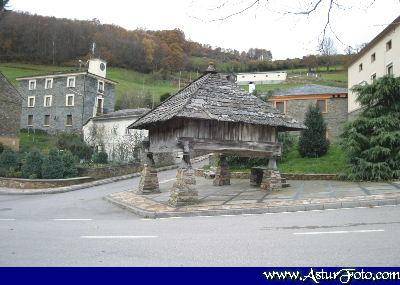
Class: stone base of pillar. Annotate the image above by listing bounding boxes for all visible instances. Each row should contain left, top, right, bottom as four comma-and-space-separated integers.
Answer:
136, 164, 160, 195
260, 169, 283, 192
213, 155, 231, 186
169, 168, 198, 207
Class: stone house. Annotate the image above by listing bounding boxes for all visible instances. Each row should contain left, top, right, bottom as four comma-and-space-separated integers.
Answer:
83, 108, 149, 162
16, 59, 116, 134
347, 15, 400, 118
269, 84, 348, 141
0, 72, 22, 150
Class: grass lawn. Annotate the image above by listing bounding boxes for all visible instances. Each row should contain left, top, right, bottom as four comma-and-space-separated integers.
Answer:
19, 130, 57, 154
278, 144, 347, 174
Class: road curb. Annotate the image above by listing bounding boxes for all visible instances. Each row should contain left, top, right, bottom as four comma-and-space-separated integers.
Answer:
104, 192, 400, 219
0, 165, 179, 195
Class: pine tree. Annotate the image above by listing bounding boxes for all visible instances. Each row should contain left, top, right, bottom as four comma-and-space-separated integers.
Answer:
41, 149, 64, 179
341, 76, 400, 181
299, 105, 330, 157
61, 150, 78, 178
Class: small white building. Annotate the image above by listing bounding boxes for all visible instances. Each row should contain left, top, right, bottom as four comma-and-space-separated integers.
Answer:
235, 71, 287, 85
348, 15, 400, 116
83, 108, 149, 162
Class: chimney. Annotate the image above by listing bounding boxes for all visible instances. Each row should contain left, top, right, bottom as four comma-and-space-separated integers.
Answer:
249, 82, 256, 94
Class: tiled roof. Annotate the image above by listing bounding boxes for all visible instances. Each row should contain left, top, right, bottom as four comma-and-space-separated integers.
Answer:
272, 84, 347, 96
130, 72, 305, 130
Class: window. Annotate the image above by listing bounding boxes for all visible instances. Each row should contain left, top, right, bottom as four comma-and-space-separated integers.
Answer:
371, 53, 376, 62
371, 73, 377, 82
387, 63, 393, 76
27, 96, 35, 107
27, 115, 33, 126
45, 78, 53, 89
98, 80, 105, 93
386, 40, 392, 51
358, 63, 363, 72
275, 101, 285, 113
66, 115, 73, 126
28, 80, 36, 90
316, 99, 327, 113
96, 97, 104, 115
44, 115, 50, 126
67, 76, 76, 87
66, 94, 74, 106
44, 95, 52, 107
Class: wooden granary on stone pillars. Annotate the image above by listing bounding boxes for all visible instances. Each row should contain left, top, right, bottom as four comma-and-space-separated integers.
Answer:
129, 63, 305, 207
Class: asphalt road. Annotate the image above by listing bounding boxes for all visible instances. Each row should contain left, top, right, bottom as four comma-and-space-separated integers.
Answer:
1, 166, 400, 266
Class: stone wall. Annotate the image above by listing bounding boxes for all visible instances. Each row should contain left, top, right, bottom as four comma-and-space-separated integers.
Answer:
277, 97, 348, 142
19, 74, 115, 134
77, 163, 142, 179
0, 176, 93, 189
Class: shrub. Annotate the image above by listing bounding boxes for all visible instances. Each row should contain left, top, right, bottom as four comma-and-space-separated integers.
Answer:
341, 76, 400, 181
299, 105, 330, 157
21, 149, 44, 179
56, 133, 93, 160
92, 151, 108, 164
159, 92, 171, 102
0, 142, 4, 154
225, 156, 268, 170
61, 150, 78, 178
41, 149, 64, 179
0, 149, 19, 173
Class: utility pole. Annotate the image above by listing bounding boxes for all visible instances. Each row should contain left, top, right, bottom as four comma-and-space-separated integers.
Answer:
178, 71, 182, 89
52, 41, 55, 65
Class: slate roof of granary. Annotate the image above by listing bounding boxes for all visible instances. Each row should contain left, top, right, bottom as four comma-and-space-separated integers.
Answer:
130, 70, 305, 131
272, 84, 347, 96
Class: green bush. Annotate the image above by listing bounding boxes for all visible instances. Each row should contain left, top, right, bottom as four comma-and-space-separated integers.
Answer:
225, 156, 268, 170
92, 151, 108, 164
159, 92, 171, 102
56, 133, 93, 160
0, 149, 19, 174
61, 150, 78, 178
299, 105, 330, 158
21, 149, 44, 179
341, 76, 400, 181
41, 149, 64, 179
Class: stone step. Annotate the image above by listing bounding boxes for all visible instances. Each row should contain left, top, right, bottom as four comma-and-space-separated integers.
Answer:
282, 182, 290, 188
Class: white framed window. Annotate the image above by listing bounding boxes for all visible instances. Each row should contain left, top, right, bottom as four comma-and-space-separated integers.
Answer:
28, 80, 36, 90
96, 97, 104, 115
371, 53, 376, 63
387, 63, 394, 76
386, 40, 392, 51
274, 101, 286, 114
27, 115, 33, 126
44, 115, 50, 127
66, 115, 73, 126
45, 78, 53, 89
97, 80, 105, 93
371, 73, 377, 82
43, 95, 52, 107
358, 63, 363, 72
67, 76, 76, 87
27, 96, 35, 107
65, 94, 75, 106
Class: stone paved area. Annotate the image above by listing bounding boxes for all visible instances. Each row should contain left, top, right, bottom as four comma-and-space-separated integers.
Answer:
106, 178, 400, 218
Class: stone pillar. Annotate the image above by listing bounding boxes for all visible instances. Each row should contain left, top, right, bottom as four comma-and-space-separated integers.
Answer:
260, 157, 283, 191
136, 152, 160, 195
213, 154, 231, 186
169, 141, 198, 207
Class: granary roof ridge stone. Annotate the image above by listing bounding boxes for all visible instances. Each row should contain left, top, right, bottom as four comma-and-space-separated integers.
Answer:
130, 72, 305, 130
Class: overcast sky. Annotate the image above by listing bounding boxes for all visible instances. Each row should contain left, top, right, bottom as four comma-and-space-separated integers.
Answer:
9, 0, 400, 59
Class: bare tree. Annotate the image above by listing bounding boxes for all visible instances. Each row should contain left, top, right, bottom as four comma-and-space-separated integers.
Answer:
318, 37, 336, 71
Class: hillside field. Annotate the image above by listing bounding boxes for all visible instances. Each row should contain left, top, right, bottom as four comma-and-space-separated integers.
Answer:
0, 62, 347, 109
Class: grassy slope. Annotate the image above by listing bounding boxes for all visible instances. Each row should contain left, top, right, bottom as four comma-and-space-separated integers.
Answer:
0, 63, 178, 104
19, 130, 56, 154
